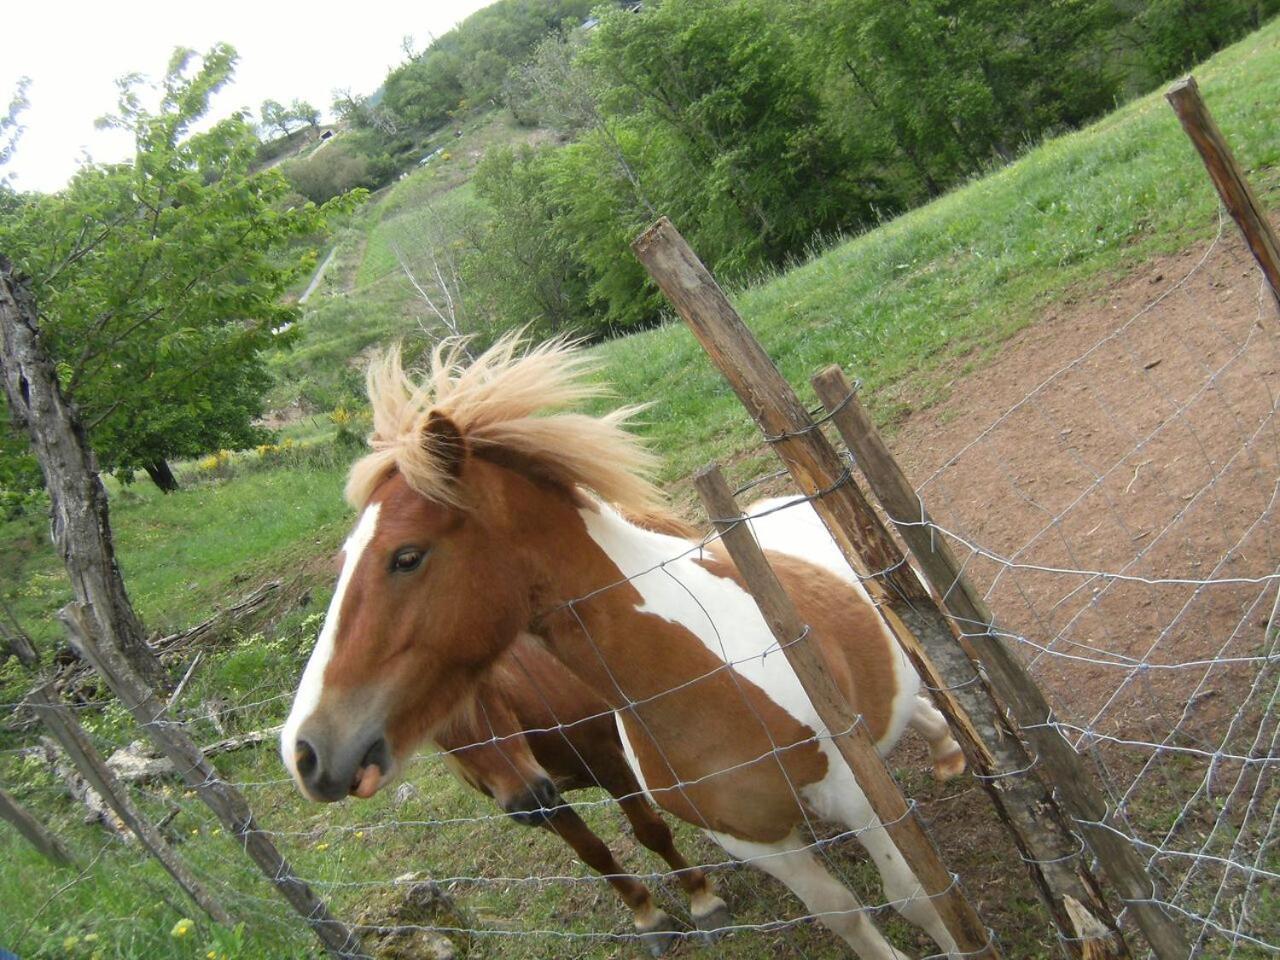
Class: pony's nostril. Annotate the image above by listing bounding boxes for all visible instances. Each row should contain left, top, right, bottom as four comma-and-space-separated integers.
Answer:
360, 737, 390, 772
295, 739, 319, 779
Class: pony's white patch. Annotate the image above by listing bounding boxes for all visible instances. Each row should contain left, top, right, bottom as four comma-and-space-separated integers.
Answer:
579, 499, 919, 809
614, 713, 654, 803
745, 497, 919, 747
280, 503, 382, 779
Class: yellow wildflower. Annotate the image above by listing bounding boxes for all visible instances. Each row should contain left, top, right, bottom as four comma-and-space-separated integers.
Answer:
314, 841, 329, 851
83, 933, 98, 943
63, 935, 79, 950
355, 830, 364, 839
170, 917, 194, 938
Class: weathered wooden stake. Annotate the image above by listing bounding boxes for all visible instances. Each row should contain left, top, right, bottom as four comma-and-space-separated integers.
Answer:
634, 216, 1130, 958
1167, 75, 1280, 309
631, 222, 912, 606
812, 366, 1190, 959
27, 683, 233, 925
59, 603, 367, 958
695, 463, 997, 959
0, 782, 76, 867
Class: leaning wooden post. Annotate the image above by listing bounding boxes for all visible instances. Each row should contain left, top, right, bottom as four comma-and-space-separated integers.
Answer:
1167, 75, 1280, 309
27, 683, 233, 925
631, 222, 913, 605
634, 216, 1130, 959
59, 603, 368, 958
695, 463, 997, 959
812, 366, 1190, 959
0, 782, 76, 867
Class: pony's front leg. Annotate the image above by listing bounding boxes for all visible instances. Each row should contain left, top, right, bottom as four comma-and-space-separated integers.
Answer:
615, 793, 730, 935
535, 796, 680, 956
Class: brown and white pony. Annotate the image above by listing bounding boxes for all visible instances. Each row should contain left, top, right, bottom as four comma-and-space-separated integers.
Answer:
431, 632, 727, 951
281, 337, 965, 960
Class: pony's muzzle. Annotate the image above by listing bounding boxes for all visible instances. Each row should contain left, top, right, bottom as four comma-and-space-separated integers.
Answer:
291, 723, 391, 803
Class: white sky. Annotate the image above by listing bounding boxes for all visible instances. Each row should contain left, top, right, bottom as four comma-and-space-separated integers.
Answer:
2, 0, 494, 193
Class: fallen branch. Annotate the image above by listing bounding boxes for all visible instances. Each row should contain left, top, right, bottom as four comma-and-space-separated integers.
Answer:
38, 737, 133, 842
152, 579, 282, 653
26, 579, 284, 709
106, 726, 283, 783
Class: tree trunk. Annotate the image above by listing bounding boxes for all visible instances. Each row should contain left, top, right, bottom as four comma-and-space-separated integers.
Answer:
0, 257, 167, 688
144, 459, 179, 493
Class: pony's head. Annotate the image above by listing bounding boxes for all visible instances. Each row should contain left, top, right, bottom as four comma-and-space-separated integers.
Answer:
281, 334, 663, 802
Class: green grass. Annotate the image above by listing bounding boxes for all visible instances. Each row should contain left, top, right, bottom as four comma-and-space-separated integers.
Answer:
0, 454, 351, 655
4, 20, 1280, 960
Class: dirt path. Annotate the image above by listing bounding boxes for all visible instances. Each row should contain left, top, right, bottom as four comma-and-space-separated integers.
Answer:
299, 246, 337, 304
877, 215, 1279, 955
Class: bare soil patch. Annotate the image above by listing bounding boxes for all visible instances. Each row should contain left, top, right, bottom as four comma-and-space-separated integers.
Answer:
879, 218, 1280, 955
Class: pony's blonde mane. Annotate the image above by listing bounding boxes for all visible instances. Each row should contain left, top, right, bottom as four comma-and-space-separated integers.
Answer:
346, 333, 667, 516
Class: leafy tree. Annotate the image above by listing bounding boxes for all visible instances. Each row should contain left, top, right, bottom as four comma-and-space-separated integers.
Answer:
382, 0, 594, 130
290, 98, 322, 133
0, 78, 29, 183
1130, 0, 1279, 82
464, 144, 592, 335
259, 98, 295, 139
331, 87, 371, 126
0, 45, 358, 494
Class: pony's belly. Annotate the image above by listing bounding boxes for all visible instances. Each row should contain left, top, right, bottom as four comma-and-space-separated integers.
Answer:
614, 709, 824, 843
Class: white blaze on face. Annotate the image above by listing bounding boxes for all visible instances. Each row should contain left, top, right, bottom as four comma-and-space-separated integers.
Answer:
281, 503, 382, 782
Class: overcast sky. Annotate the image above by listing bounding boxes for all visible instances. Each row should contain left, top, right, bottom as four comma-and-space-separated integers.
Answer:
2, 0, 494, 193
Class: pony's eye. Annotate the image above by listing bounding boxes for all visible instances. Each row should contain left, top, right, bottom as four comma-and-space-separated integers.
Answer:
391, 548, 427, 573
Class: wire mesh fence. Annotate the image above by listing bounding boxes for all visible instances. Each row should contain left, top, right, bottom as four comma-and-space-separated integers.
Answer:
4, 193, 1279, 959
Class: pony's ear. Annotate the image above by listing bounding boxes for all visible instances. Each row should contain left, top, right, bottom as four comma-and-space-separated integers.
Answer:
422, 410, 469, 478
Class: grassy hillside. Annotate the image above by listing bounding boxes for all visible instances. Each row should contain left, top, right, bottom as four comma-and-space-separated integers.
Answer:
2, 19, 1279, 960
266, 113, 541, 414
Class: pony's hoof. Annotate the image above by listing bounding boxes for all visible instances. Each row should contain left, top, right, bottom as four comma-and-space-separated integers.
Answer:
692, 898, 732, 942
637, 911, 680, 957
933, 747, 967, 782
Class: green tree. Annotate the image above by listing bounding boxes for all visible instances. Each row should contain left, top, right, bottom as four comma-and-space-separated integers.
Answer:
290, 98, 322, 133
464, 144, 592, 336
259, 97, 295, 139
0, 45, 357, 494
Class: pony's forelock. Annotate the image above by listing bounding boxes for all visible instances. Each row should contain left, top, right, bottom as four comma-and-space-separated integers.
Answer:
344, 333, 667, 516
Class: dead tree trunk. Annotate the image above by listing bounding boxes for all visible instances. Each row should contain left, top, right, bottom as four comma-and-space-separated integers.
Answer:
0, 257, 166, 687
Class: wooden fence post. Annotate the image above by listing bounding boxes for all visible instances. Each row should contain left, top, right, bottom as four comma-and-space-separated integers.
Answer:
59, 603, 368, 958
631, 222, 912, 606
1167, 75, 1280, 309
695, 463, 997, 959
812, 366, 1191, 959
634, 216, 1131, 958
0, 782, 76, 867
27, 683, 233, 925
